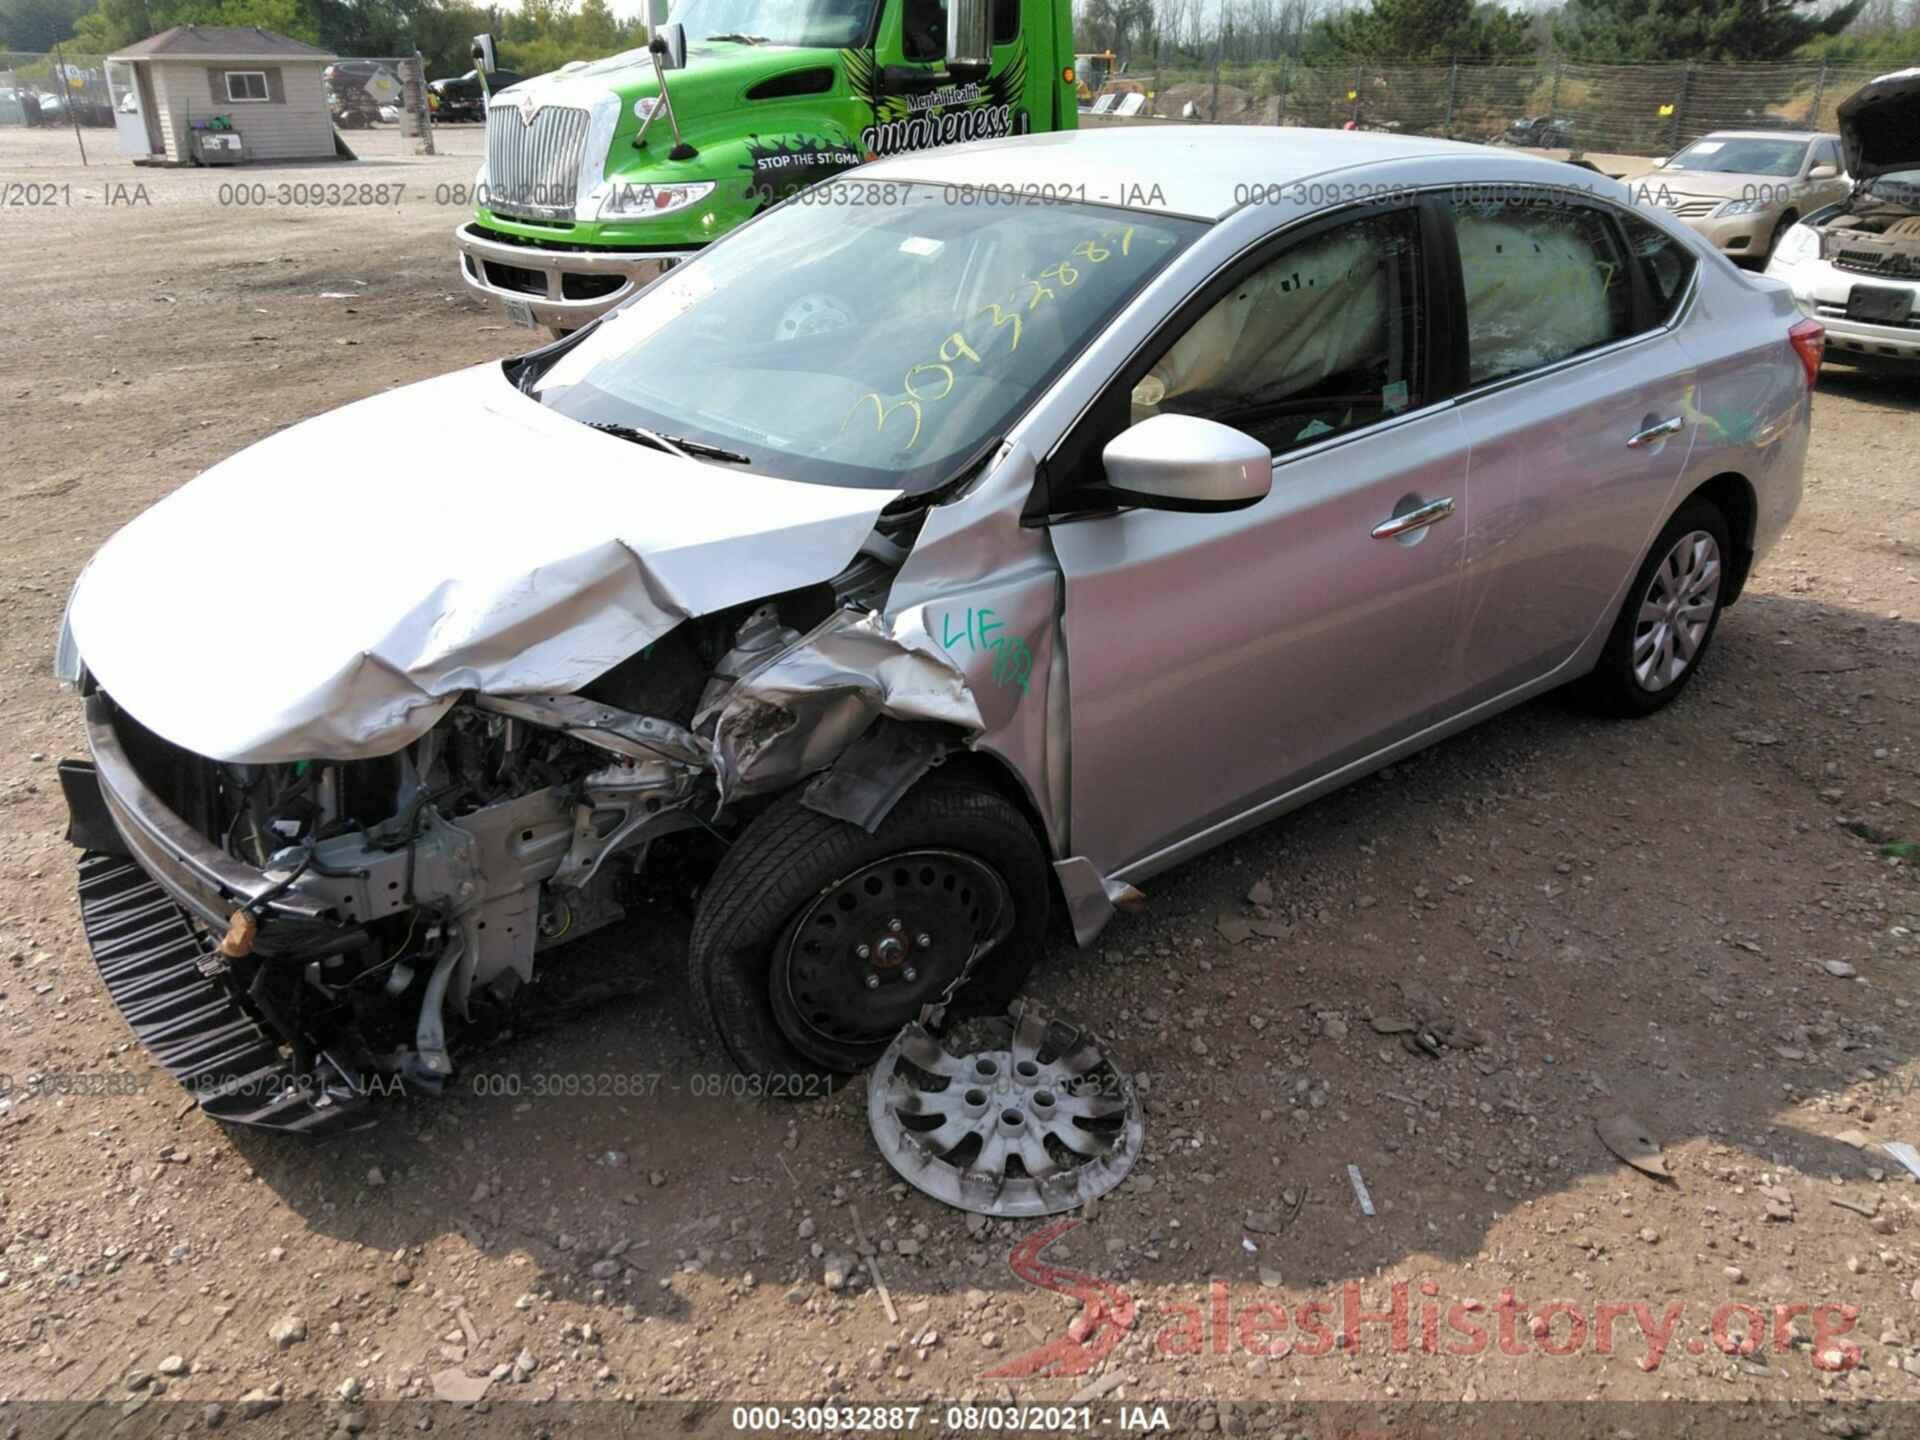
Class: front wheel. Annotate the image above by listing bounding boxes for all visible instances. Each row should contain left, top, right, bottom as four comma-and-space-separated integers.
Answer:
687, 781, 1050, 1084
1580, 499, 1731, 717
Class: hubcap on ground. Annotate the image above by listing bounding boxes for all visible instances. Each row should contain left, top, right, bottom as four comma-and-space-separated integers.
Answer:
1632, 530, 1721, 693
778, 849, 1010, 1051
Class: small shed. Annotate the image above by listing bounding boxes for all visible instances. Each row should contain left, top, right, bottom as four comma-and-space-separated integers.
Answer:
107, 26, 338, 166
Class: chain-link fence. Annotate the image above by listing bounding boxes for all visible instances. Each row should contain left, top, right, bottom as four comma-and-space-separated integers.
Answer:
1, 50, 114, 128
1127, 57, 1915, 157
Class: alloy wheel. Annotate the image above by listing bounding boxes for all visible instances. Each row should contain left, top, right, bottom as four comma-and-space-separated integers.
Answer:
1632, 529, 1722, 692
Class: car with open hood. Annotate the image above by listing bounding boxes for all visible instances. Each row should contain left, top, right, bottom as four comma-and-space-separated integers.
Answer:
1765, 67, 1920, 367
1624, 129, 1852, 265
57, 126, 1816, 1135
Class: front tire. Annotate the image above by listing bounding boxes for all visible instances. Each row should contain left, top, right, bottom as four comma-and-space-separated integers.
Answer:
687, 780, 1050, 1084
1581, 499, 1731, 717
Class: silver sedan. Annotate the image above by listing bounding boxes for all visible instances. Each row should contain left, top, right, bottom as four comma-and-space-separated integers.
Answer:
57, 126, 1818, 1128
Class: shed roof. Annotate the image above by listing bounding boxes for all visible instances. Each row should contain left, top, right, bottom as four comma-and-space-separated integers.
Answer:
110, 26, 336, 62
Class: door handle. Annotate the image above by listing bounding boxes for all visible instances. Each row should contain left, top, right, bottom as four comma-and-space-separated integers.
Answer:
1371, 496, 1455, 540
1627, 416, 1685, 448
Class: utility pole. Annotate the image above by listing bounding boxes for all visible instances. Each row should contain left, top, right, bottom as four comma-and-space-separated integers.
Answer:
52, 42, 88, 165
1443, 56, 1458, 137
1807, 58, 1830, 127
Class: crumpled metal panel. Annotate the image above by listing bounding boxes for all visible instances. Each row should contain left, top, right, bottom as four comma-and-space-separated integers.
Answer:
886, 442, 1071, 857
64, 364, 898, 764
708, 609, 983, 802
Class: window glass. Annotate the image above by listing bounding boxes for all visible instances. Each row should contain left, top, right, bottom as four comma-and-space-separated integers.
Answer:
672, 0, 878, 48
225, 71, 268, 101
1127, 207, 1424, 457
901, 0, 945, 59
993, 0, 1018, 43
1616, 209, 1698, 326
1451, 197, 1632, 386
1665, 137, 1809, 177
532, 186, 1200, 492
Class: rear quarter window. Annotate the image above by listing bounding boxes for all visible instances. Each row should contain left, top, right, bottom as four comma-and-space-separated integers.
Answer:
1617, 210, 1699, 326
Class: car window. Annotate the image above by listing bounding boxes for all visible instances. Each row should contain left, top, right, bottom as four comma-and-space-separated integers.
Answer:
1666, 137, 1810, 177
1450, 196, 1634, 387
531, 187, 1201, 492
902, 0, 945, 59
1815, 139, 1842, 171
1615, 210, 1697, 327
1125, 207, 1425, 458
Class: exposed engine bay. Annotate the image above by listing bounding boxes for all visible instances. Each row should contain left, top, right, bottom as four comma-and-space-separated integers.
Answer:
84, 511, 955, 1104
1815, 186, 1920, 277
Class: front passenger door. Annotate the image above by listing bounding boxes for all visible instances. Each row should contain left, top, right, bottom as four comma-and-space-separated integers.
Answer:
1048, 205, 1472, 879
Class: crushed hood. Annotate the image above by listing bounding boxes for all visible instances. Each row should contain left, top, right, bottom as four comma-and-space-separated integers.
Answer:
1839, 66, 1920, 181
67, 364, 898, 764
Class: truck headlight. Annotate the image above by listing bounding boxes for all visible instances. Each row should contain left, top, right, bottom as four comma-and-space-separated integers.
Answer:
598, 180, 714, 220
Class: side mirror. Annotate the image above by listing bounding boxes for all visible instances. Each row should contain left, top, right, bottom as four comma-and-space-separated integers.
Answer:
1096, 414, 1272, 513
1808, 162, 1838, 180
946, 0, 993, 82
470, 33, 498, 79
649, 21, 687, 69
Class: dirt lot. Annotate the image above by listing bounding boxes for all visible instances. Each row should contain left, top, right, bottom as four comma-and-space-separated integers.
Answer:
0, 122, 1917, 1433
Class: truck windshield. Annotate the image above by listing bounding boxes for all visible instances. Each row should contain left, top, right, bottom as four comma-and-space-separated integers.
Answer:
530, 185, 1203, 493
671, 0, 878, 48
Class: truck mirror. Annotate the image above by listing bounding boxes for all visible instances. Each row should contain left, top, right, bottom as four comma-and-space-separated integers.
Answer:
470, 33, 498, 80
946, 0, 992, 81
656, 20, 687, 70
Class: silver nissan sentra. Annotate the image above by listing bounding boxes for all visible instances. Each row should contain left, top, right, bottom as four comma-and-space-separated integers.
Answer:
56, 126, 1817, 1132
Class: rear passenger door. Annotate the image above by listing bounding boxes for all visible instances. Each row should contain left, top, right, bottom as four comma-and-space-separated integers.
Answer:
1445, 192, 1702, 704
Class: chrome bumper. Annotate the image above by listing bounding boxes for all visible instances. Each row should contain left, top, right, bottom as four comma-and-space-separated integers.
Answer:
454, 221, 697, 330
83, 694, 344, 949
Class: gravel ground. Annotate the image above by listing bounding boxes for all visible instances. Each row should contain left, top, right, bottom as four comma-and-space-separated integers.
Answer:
0, 122, 1917, 1431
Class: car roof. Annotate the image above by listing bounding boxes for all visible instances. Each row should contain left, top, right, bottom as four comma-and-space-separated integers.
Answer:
858, 125, 1520, 220
1689, 130, 1832, 142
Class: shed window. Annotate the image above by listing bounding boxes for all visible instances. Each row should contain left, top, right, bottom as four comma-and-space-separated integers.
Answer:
225, 71, 269, 102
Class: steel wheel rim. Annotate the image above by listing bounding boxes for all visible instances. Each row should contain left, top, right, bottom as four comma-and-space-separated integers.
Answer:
778, 849, 1012, 1051
1632, 529, 1721, 693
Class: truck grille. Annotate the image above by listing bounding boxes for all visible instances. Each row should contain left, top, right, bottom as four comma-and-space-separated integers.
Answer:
485, 102, 591, 221
1832, 247, 1920, 279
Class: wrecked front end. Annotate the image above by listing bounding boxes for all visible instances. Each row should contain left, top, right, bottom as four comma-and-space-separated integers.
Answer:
59, 532, 975, 1134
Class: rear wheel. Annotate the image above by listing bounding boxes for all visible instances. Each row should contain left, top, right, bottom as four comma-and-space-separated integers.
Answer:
687, 781, 1049, 1084
1580, 499, 1731, 717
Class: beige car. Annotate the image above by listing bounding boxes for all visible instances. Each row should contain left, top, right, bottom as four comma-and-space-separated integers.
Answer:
1626, 130, 1851, 265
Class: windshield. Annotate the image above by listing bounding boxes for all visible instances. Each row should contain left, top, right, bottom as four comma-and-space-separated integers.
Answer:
1666, 137, 1810, 177
670, 0, 877, 47
531, 185, 1202, 492
1865, 168, 1920, 204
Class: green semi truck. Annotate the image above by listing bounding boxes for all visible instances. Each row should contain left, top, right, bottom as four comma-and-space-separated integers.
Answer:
455, 0, 1080, 336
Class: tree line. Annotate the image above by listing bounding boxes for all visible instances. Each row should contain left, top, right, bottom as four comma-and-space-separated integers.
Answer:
4, 0, 1917, 78
1080, 0, 1917, 66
